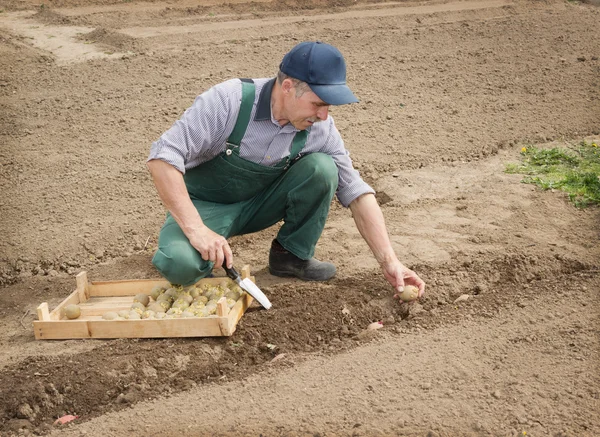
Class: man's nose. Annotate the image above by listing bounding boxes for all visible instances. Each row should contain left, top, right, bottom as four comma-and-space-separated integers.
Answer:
317, 106, 329, 121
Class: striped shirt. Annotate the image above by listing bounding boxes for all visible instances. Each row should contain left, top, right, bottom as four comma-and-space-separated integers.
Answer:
148, 77, 374, 207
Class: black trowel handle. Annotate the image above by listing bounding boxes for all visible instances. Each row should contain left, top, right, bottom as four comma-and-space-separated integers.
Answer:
222, 262, 240, 282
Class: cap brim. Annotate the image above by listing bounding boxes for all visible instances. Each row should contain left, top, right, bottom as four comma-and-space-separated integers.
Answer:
309, 83, 359, 105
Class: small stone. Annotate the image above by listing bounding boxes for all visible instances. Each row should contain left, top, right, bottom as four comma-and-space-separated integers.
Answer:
492, 390, 502, 399
454, 294, 470, 303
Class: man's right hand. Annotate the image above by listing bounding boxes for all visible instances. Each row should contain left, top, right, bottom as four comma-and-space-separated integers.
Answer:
147, 160, 234, 271
188, 225, 233, 270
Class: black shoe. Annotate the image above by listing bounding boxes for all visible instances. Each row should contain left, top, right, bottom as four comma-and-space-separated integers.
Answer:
268, 239, 336, 281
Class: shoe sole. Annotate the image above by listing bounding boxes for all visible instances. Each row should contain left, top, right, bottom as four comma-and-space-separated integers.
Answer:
268, 266, 335, 281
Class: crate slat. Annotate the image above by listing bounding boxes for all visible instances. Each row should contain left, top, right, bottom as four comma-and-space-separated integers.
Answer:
34, 317, 228, 339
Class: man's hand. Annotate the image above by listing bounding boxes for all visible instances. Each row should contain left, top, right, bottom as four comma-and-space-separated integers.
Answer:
188, 225, 233, 269
381, 259, 426, 299
147, 159, 234, 269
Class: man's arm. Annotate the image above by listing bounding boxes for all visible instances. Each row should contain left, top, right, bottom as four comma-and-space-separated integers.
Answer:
349, 193, 425, 297
147, 159, 233, 268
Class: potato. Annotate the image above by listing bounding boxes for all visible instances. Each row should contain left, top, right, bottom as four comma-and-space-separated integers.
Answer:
225, 291, 240, 301
147, 302, 166, 313
193, 295, 208, 305
198, 306, 211, 317
64, 304, 81, 320
166, 308, 182, 317
180, 294, 193, 304
131, 302, 146, 312
182, 285, 196, 294
205, 287, 224, 301
164, 287, 179, 299
117, 310, 130, 319
150, 285, 166, 301
205, 302, 217, 315
133, 293, 150, 307
226, 298, 237, 309
398, 285, 419, 302
102, 311, 119, 320
157, 300, 171, 311
189, 301, 205, 311
157, 293, 173, 304
142, 310, 156, 319
172, 299, 190, 310
128, 311, 142, 320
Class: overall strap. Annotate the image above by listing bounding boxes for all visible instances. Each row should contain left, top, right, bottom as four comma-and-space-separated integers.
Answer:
288, 130, 308, 162
227, 79, 255, 147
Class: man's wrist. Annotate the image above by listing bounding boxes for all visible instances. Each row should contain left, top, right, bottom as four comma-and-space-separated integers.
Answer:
377, 251, 398, 266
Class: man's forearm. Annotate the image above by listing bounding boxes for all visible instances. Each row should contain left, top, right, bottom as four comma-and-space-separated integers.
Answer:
349, 193, 397, 265
146, 159, 204, 236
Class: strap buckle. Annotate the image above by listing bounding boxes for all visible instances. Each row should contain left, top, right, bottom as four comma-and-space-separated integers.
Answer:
283, 153, 302, 170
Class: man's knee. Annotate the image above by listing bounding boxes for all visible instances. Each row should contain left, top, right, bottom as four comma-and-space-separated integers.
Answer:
152, 241, 211, 286
297, 153, 338, 191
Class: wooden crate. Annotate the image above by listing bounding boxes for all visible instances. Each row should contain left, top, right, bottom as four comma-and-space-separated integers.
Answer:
34, 266, 256, 339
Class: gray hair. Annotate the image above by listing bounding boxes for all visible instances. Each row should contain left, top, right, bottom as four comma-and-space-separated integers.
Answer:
277, 70, 311, 97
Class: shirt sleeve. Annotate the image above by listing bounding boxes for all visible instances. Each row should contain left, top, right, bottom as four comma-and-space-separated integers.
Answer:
318, 118, 375, 208
147, 79, 241, 173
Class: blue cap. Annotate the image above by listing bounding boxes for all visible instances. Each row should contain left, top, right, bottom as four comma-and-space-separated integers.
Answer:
279, 41, 359, 105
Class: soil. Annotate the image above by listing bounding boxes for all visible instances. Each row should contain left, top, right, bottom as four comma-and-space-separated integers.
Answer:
1, 0, 599, 435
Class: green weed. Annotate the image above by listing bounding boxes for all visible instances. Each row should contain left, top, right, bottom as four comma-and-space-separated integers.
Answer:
505, 141, 600, 207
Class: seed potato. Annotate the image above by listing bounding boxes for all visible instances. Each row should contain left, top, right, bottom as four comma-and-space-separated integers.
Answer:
128, 311, 142, 320
225, 291, 240, 301
133, 293, 150, 306
131, 302, 146, 312
398, 285, 420, 302
102, 311, 119, 320
193, 295, 208, 304
147, 302, 166, 313
64, 304, 81, 320
150, 285, 166, 301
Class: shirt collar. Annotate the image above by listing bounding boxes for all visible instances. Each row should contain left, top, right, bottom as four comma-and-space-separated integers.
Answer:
254, 77, 276, 121
255, 77, 309, 133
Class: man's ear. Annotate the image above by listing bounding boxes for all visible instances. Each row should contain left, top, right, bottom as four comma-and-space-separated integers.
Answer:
281, 78, 294, 95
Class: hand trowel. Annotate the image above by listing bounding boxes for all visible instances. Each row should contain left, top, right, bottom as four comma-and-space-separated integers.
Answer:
222, 263, 272, 310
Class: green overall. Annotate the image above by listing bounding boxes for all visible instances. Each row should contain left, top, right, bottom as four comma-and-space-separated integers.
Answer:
152, 80, 339, 286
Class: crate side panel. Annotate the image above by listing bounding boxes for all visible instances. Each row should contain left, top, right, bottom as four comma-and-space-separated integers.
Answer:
89, 280, 171, 297
34, 317, 229, 339
227, 293, 252, 333
89, 277, 235, 297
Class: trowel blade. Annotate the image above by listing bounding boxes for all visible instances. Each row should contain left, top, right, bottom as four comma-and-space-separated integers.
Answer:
238, 277, 272, 310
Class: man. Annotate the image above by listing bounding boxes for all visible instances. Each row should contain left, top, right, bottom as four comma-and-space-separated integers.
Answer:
147, 41, 425, 299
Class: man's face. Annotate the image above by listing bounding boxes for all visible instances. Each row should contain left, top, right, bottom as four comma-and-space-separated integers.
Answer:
283, 84, 331, 131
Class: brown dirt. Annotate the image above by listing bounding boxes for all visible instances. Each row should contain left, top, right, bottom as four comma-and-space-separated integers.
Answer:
1, 0, 599, 435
